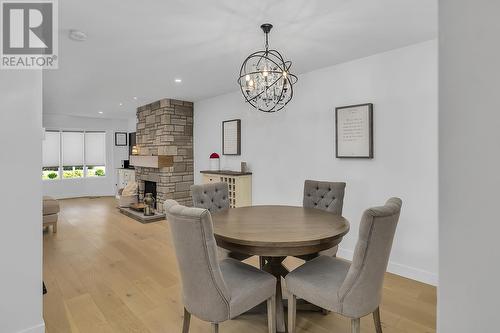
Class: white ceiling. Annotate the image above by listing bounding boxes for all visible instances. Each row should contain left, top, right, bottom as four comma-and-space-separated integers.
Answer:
43, 0, 437, 119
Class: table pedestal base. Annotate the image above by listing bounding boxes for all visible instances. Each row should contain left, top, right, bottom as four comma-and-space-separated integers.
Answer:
262, 256, 288, 332
258, 256, 327, 332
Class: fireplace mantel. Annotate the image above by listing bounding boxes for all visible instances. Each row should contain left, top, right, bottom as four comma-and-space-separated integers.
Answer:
130, 155, 174, 168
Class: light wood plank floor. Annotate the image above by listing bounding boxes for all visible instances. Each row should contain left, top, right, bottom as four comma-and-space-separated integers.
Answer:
43, 197, 436, 333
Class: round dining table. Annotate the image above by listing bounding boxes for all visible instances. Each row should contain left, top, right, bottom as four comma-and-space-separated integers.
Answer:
212, 205, 350, 332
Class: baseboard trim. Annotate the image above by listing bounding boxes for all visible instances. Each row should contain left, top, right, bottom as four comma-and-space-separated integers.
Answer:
17, 322, 45, 333
337, 248, 438, 286
55, 194, 115, 200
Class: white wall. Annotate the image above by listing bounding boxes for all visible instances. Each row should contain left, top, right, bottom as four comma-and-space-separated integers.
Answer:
195, 40, 438, 285
439, 1, 500, 331
128, 115, 137, 133
42, 114, 132, 198
0, 71, 44, 332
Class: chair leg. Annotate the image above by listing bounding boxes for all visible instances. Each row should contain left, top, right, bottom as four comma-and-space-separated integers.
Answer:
373, 307, 383, 333
288, 294, 296, 333
267, 295, 276, 333
351, 318, 360, 333
211, 323, 219, 333
182, 308, 191, 333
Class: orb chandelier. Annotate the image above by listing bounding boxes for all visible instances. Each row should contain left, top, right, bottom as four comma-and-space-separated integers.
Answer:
238, 23, 298, 113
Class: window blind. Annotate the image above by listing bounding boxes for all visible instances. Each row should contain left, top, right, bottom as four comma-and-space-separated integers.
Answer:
42, 131, 60, 167
62, 131, 84, 166
85, 132, 106, 166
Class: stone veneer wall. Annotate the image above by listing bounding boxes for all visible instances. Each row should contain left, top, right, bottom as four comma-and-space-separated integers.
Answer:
135, 98, 193, 212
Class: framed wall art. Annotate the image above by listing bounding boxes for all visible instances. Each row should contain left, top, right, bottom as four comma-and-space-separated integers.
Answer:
115, 132, 128, 146
335, 103, 373, 158
222, 119, 241, 155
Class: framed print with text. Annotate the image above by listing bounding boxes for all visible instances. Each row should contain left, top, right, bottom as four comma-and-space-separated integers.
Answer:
335, 103, 373, 158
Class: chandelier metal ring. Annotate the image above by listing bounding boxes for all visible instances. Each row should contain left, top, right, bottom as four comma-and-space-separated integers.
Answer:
238, 24, 298, 113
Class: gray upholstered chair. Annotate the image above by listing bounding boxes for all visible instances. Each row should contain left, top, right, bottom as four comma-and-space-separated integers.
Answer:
164, 199, 277, 333
286, 197, 402, 333
191, 183, 251, 261
191, 182, 230, 214
302, 180, 346, 257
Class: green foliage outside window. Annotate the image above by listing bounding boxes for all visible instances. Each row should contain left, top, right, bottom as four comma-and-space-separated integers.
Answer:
42, 167, 59, 180
42, 166, 105, 179
87, 166, 106, 177
63, 166, 84, 179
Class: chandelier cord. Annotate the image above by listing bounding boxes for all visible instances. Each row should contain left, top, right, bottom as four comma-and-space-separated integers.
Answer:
265, 32, 269, 52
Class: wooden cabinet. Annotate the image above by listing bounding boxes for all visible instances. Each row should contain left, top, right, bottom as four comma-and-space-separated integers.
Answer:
201, 171, 252, 208
117, 168, 136, 190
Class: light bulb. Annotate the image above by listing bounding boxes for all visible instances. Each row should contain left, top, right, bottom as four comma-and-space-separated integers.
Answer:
245, 75, 251, 81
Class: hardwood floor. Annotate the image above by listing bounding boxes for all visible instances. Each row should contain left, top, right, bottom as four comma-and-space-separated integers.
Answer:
43, 197, 436, 333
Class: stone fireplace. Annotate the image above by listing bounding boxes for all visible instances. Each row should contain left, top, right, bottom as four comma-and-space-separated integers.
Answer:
134, 98, 194, 212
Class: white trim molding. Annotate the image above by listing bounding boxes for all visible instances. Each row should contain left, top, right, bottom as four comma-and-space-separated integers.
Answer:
17, 322, 45, 333
337, 247, 438, 286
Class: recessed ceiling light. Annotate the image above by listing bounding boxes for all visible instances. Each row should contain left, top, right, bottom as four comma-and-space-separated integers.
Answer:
68, 29, 87, 42
98, 111, 103, 114
174, 78, 182, 83
133, 96, 138, 100
119, 102, 123, 106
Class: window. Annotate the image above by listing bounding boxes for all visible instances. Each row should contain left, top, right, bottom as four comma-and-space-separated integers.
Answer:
42, 131, 60, 180
62, 165, 84, 179
62, 131, 84, 179
85, 132, 106, 177
87, 166, 106, 177
42, 130, 106, 180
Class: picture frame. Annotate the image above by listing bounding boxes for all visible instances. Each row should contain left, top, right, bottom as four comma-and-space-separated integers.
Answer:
115, 132, 128, 146
222, 119, 241, 155
335, 103, 373, 158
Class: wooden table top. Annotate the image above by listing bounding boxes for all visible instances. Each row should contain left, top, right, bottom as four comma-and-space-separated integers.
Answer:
212, 205, 350, 257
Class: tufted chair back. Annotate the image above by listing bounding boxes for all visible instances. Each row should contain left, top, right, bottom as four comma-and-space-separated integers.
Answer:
303, 180, 346, 215
191, 182, 230, 213
164, 200, 231, 323
338, 198, 402, 318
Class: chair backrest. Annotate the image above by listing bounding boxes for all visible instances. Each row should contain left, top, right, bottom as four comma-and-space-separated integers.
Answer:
164, 199, 231, 323
303, 180, 346, 215
337, 197, 402, 318
191, 182, 230, 213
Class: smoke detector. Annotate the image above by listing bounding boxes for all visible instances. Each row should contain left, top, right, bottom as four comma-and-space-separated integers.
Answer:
69, 29, 87, 42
